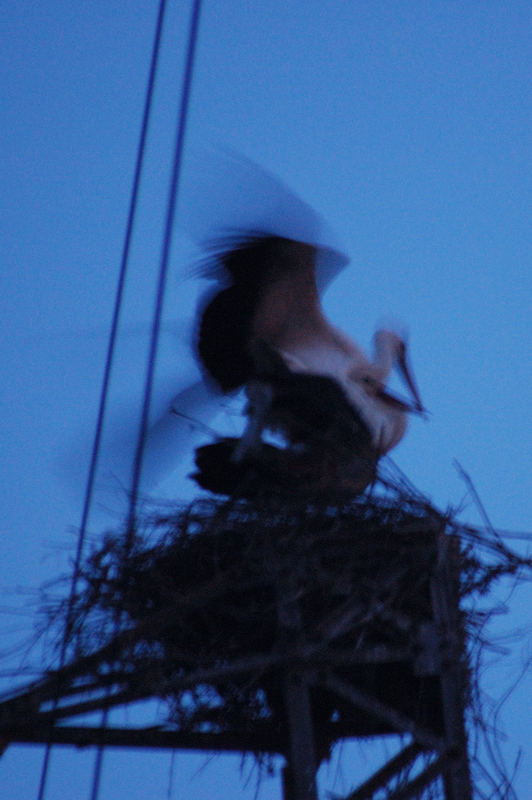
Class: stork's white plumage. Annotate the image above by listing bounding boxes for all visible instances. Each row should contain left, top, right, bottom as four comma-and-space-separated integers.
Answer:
196, 234, 423, 456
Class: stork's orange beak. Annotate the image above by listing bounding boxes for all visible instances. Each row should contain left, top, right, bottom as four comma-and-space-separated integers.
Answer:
375, 387, 424, 414
396, 342, 425, 415
374, 342, 426, 415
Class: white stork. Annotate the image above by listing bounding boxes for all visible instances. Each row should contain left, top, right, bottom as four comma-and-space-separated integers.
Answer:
196, 234, 424, 456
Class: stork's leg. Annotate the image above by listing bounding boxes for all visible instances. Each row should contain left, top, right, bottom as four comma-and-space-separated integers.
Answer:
232, 380, 273, 462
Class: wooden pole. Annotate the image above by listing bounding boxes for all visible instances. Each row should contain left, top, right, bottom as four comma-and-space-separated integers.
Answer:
274, 550, 318, 800
431, 534, 472, 800
281, 670, 318, 800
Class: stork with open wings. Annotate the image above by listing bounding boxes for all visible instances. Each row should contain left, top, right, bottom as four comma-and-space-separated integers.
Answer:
196, 233, 423, 457
82, 152, 424, 498
191, 224, 424, 497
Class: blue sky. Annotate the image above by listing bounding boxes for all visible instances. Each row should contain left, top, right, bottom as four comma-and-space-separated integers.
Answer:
1, 1, 531, 797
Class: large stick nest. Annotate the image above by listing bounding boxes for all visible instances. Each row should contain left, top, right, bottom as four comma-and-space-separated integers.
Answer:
44, 470, 528, 769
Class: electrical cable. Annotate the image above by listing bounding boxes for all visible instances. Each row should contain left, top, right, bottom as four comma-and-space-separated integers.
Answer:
36, 2, 168, 798
126, 0, 203, 540
88, 0, 203, 797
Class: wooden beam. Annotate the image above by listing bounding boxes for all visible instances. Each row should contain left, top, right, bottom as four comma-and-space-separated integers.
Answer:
386, 753, 447, 799
323, 672, 444, 752
430, 535, 472, 800
343, 741, 424, 799
281, 671, 319, 800
274, 553, 318, 800
0, 722, 282, 756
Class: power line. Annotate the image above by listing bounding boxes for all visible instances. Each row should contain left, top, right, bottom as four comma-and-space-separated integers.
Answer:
89, 0, 203, 797
126, 0, 203, 538
36, 2, 169, 798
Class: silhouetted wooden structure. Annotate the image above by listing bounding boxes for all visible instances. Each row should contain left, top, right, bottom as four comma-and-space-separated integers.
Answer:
0, 484, 472, 799
0, 373, 477, 799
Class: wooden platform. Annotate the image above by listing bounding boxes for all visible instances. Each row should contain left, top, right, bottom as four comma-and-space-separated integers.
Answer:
0, 492, 471, 799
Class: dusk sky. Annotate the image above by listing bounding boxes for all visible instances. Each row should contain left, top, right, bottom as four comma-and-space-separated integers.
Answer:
2, 2, 531, 797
